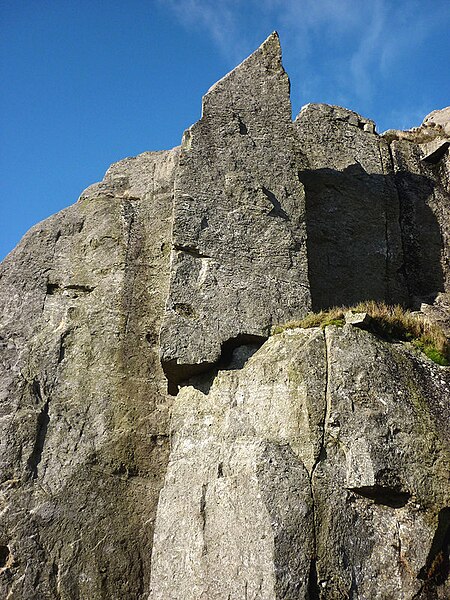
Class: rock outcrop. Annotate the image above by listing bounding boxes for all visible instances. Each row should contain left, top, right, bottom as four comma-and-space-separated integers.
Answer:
150, 325, 450, 600
160, 33, 310, 386
295, 103, 408, 310
0, 150, 177, 598
0, 33, 449, 600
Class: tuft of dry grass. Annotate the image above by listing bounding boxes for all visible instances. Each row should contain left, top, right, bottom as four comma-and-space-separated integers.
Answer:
271, 307, 346, 334
271, 301, 449, 366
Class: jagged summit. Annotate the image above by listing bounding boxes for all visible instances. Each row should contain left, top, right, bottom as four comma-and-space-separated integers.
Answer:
0, 35, 449, 600
160, 32, 309, 385
205, 31, 283, 98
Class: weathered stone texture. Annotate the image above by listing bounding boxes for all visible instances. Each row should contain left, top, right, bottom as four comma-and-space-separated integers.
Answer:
150, 325, 450, 599
149, 329, 325, 599
423, 106, 450, 136
0, 149, 177, 599
1, 34, 449, 600
295, 103, 408, 310
390, 132, 450, 314
313, 325, 450, 600
160, 33, 310, 383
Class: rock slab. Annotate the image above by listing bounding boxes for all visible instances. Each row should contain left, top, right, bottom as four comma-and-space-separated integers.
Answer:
160, 33, 311, 384
150, 326, 450, 599
0, 150, 178, 599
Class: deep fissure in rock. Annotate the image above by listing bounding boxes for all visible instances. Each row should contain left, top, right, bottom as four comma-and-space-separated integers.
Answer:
348, 485, 410, 508
422, 142, 449, 164
307, 328, 331, 599
0, 545, 10, 569
27, 399, 50, 479
418, 507, 450, 587
307, 559, 320, 600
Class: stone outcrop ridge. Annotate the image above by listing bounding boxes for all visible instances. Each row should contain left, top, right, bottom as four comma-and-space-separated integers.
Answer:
0, 33, 449, 599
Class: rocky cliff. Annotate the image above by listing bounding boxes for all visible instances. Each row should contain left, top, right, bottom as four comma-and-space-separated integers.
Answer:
0, 33, 449, 600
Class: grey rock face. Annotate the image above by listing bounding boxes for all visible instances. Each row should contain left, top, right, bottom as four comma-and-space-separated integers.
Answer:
149, 329, 324, 599
313, 325, 450, 600
390, 134, 450, 315
377, 105, 450, 324
295, 103, 408, 310
160, 33, 311, 384
0, 149, 177, 599
423, 106, 450, 136
150, 326, 450, 600
295, 102, 450, 320
1, 32, 450, 600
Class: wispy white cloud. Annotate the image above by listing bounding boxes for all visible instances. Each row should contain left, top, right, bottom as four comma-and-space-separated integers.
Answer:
160, 0, 252, 63
348, 0, 386, 102
161, 0, 450, 128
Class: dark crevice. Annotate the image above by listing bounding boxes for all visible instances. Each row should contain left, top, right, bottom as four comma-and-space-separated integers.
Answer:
307, 558, 320, 599
238, 120, 248, 135
46, 282, 95, 296
233, 112, 248, 135
261, 186, 289, 220
58, 331, 70, 364
27, 399, 50, 480
58, 342, 65, 364
162, 333, 266, 396
219, 335, 264, 370
173, 244, 211, 259
31, 378, 43, 404
380, 146, 391, 303
422, 141, 449, 164
348, 485, 410, 508
0, 545, 10, 568
310, 328, 330, 479
49, 561, 61, 600
145, 331, 158, 346
200, 483, 207, 531
200, 483, 208, 556
46, 283, 59, 295
388, 141, 412, 303
418, 507, 450, 587
65, 284, 95, 293
307, 328, 330, 600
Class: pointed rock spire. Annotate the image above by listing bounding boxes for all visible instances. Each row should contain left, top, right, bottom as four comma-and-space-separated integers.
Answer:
160, 33, 311, 386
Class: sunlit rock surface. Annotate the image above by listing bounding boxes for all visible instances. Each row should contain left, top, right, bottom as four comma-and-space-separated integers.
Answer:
0, 33, 449, 600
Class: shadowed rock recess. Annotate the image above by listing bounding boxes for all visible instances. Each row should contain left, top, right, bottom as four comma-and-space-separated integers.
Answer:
0, 33, 449, 600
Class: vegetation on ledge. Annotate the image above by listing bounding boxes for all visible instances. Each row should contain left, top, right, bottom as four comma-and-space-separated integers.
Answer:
271, 301, 449, 366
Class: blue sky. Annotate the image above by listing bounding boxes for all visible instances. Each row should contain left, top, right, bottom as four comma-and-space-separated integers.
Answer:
1, 0, 449, 260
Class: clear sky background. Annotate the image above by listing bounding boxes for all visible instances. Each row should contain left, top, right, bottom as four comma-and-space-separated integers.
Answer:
1, 0, 449, 260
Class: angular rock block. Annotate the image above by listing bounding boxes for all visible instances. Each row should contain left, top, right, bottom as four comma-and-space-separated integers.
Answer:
160, 33, 311, 384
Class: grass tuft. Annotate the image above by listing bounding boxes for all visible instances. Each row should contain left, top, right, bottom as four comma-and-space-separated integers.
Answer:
271, 301, 449, 366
